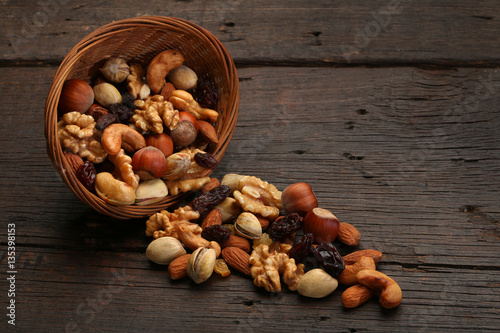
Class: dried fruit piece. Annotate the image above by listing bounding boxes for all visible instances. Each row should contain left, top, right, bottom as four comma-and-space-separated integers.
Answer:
287, 233, 314, 263
268, 213, 302, 242
191, 185, 231, 212
194, 152, 219, 170
109, 103, 134, 122
312, 242, 345, 277
201, 225, 232, 244
95, 112, 119, 131
76, 161, 96, 191
214, 258, 231, 277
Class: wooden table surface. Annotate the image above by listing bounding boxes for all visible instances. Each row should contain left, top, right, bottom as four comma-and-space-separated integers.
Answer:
1, 1, 499, 332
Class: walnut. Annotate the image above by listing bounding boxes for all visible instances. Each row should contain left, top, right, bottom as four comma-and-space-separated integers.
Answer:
132, 95, 179, 133
233, 176, 282, 221
57, 111, 107, 163
108, 149, 139, 190
127, 63, 150, 99
165, 177, 211, 196
249, 243, 305, 292
145, 205, 201, 238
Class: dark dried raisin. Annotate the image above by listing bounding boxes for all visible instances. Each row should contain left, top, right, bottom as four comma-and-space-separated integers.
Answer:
76, 161, 96, 192
109, 103, 134, 122
312, 242, 345, 277
96, 112, 119, 131
288, 233, 314, 263
194, 152, 219, 170
121, 92, 137, 110
268, 213, 302, 242
191, 185, 231, 212
191, 77, 219, 109
201, 225, 231, 244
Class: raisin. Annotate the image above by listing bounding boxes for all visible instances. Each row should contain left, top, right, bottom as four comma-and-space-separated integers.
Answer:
213, 258, 231, 277
191, 77, 219, 109
95, 112, 119, 131
121, 92, 137, 110
288, 233, 314, 263
268, 213, 302, 242
201, 225, 232, 244
194, 152, 219, 170
76, 161, 96, 192
191, 185, 231, 212
109, 103, 134, 122
312, 242, 345, 277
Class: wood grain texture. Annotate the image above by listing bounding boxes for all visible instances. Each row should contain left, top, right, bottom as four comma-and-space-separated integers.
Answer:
0, 0, 499, 65
0, 65, 499, 331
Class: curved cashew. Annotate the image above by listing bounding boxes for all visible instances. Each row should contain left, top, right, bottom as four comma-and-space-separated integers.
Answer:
147, 50, 184, 94
95, 172, 136, 206
101, 123, 146, 155
338, 256, 376, 286
356, 269, 402, 309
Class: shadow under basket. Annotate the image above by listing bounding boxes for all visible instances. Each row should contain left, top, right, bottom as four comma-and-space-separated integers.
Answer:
45, 16, 239, 219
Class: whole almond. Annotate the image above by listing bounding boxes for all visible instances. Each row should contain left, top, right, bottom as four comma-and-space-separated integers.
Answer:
198, 120, 219, 145
160, 82, 175, 100
168, 254, 191, 280
343, 249, 383, 265
63, 151, 84, 174
221, 247, 251, 275
338, 222, 361, 246
338, 256, 376, 286
222, 235, 251, 253
201, 208, 223, 229
341, 284, 375, 308
256, 216, 270, 230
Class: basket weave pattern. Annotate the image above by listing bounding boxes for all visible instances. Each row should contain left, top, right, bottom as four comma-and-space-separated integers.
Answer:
45, 17, 239, 219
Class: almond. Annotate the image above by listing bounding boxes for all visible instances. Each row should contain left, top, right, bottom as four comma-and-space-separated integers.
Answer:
197, 120, 219, 145
201, 177, 220, 194
221, 247, 251, 276
201, 208, 223, 229
341, 284, 375, 308
256, 216, 270, 230
168, 254, 191, 280
343, 249, 383, 265
63, 150, 84, 174
338, 222, 361, 246
222, 235, 251, 253
160, 82, 175, 100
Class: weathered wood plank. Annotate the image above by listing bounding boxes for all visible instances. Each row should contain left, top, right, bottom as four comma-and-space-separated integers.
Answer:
0, 65, 499, 331
0, 0, 499, 65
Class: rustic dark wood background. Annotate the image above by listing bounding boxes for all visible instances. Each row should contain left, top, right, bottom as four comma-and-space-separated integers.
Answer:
1, 0, 499, 332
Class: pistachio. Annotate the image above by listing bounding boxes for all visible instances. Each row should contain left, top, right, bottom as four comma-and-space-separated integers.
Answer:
186, 247, 216, 284
146, 237, 186, 265
93, 83, 122, 107
297, 269, 339, 298
100, 57, 130, 83
135, 179, 168, 206
162, 152, 191, 180
234, 212, 263, 240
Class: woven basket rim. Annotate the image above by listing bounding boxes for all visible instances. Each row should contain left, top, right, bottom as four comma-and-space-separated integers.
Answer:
45, 16, 239, 219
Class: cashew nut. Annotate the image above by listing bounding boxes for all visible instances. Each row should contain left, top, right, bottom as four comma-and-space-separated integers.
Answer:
356, 269, 402, 309
95, 172, 136, 206
338, 256, 376, 286
177, 224, 221, 257
101, 123, 146, 155
147, 50, 185, 94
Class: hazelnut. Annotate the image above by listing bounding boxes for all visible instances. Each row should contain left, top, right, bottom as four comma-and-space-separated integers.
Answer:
303, 207, 340, 243
145, 133, 174, 157
169, 112, 199, 147
100, 57, 130, 83
131, 146, 168, 180
58, 79, 94, 115
281, 182, 318, 216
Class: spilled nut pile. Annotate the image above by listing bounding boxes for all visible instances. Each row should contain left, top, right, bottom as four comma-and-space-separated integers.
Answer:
57, 50, 221, 205
145, 174, 403, 309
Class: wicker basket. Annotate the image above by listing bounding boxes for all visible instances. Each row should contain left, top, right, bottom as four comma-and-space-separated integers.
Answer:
45, 16, 239, 219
